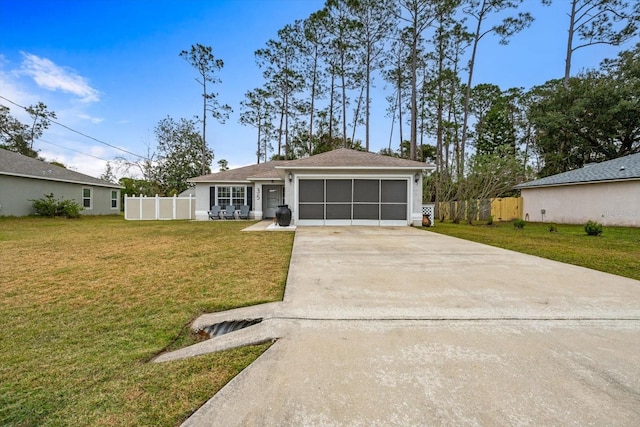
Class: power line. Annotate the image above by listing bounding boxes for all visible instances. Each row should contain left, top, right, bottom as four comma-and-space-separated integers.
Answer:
0, 95, 146, 159
37, 138, 110, 162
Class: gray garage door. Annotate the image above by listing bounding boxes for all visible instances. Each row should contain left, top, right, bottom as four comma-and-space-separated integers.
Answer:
298, 179, 408, 225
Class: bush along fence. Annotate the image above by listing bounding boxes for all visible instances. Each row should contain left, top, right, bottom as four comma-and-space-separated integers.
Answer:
124, 195, 195, 220
437, 197, 522, 223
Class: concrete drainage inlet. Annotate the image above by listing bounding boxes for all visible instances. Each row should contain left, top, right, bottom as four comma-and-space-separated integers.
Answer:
199, 318, 263, 338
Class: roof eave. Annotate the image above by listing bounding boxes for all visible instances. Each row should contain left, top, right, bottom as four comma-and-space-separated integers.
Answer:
275, 165, 434, 171
0, 171, 124, 189
188, 178, 253, 184
516, 176, 640, 189
247, 177, 284, 182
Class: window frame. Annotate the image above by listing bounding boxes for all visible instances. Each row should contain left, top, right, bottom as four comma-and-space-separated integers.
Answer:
82, 187, 93, 210
216, 185, 246, 209
110, 190, 119, 210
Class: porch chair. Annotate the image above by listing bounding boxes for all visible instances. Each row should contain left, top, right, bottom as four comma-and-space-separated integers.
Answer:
236, 205, 250, 220
207, 205, 222, 220
224, 205, 236, 220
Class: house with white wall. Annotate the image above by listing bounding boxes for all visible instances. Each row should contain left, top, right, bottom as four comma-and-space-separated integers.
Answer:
515, 153, 640, 226
189, 148, 434, 226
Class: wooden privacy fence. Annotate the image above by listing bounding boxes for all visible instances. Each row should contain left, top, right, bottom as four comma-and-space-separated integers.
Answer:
124, 195, 196, 220
437, 197, 522, 222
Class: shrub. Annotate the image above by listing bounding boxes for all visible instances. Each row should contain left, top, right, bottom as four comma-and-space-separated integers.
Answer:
584, 220, 603, 236
486, 215, 494, 226
58, 199, 82, 218
30, 193, 59, 217
548, 223, 557, 233
31, 193, 82, 218
513, 218, 526, 229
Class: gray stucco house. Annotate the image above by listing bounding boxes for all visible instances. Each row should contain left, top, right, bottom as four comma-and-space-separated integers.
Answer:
189, 148, 434, 226
515, 153, 640, 226
0, 148, 123, 217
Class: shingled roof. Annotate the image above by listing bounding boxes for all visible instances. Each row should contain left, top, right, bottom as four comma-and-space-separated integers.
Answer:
189, 160, 288, 182
0, 148, 122, 188
189, 149, 432, 183
279, 148, 432, 169
515, 153, 640, 189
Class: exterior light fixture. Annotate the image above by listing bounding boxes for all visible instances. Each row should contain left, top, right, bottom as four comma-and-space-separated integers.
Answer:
414, 172, 420, 183
288, 172, 293, 182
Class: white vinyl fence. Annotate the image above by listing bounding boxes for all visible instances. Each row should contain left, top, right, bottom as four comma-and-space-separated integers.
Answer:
124, 195, 196, 220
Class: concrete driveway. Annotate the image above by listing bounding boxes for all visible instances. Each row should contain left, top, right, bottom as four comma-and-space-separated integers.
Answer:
158, 226, 640, 426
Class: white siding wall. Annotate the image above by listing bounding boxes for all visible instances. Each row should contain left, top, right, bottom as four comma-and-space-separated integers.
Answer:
194, 183, 212, 220
253, 183, 264, 220
521, 180, 640, 226
411, 175, 423, 226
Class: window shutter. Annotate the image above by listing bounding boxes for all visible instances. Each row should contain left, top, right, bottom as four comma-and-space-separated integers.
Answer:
209, 186, 216, 208
247, 186, 253, 211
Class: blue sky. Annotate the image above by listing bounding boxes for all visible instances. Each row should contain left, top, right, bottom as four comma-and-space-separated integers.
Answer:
0, 0, 632, 178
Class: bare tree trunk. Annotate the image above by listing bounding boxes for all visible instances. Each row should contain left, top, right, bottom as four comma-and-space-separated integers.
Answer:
284, 91, 289, 160
284, 54, 290, 160
329, 72, 335, 142
309, 45, 318, 155
277, 108, 284, 158
460, 22, 481, 181
341, 51, 348, 148
201, 79, 207, 175
365, 48, 371, 151
388, 92, 396, 151
398, 76, 404, 157
351, 85, 364, 144
435, 25, 444, 219
564, 0, 577, 88
257, 118, 262, 164
410, 21, 418, 161
398, 79, 404, 157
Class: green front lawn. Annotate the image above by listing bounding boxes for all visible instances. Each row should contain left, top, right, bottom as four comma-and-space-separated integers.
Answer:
0, 216, 294, 426
425, 221, 640, 281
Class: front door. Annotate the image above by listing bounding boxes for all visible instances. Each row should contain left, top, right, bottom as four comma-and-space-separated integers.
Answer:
262, 185, 283, 218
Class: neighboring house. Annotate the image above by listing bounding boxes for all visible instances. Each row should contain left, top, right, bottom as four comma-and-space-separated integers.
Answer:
0, 148, 124, 216
515, 153, 640, 226
178, 186, 196, 198
190, 148, 434, 226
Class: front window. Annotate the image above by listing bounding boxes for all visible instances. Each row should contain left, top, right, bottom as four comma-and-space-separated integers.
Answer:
111, 190, 119, 209
217, 186, 245, 209
82, 187, 92, 209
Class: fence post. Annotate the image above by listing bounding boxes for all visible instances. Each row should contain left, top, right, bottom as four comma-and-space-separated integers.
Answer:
173, 194, 177, 220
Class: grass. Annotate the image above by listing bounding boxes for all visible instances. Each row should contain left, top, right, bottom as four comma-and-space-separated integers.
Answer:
0, 216, 294, 426
425, 220, 640, 281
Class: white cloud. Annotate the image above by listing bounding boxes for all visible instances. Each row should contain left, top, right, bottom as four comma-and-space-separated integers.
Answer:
39, 145, 112, 179
19, 52, 100, 103
0, 57, 38, 119
77, 113, 104, 124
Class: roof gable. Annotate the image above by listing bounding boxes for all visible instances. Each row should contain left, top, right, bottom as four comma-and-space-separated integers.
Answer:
0, 148, 122, 188
516, 153, 640, 189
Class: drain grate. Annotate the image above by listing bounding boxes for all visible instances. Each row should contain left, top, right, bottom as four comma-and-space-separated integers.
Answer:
199, 318, 263, 338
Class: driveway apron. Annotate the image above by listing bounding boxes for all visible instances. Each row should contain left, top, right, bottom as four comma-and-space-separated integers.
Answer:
179, 226, 640, 426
